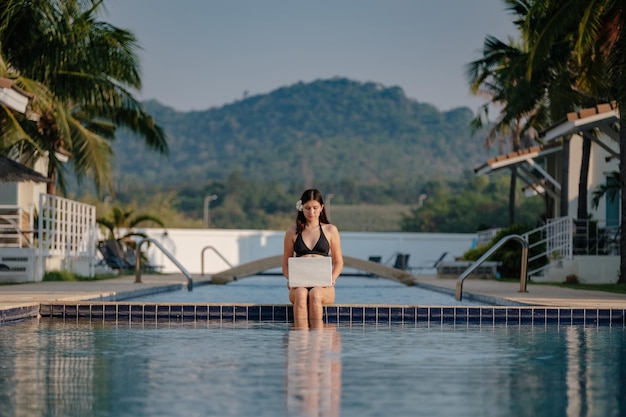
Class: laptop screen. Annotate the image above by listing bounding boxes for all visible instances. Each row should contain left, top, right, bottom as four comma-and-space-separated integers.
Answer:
287, 257, 333, 287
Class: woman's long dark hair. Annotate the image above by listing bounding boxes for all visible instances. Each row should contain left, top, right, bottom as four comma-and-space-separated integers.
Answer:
296, 189, 329, 234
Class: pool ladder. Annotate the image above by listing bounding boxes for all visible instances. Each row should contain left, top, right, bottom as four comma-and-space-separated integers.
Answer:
134, 237, 193, 291
455, 234, 528, 301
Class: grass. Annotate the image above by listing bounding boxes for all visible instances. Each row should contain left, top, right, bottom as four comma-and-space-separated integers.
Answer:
43, 270, 120, 282
329, 204, 411, 232
545, 282, 626, 294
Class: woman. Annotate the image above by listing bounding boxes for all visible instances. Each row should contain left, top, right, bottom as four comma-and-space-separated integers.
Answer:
282, 189, 343, 328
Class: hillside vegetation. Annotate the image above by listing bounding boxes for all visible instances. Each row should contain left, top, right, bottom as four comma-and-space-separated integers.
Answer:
92, 78, 545, 232
111, 78, 495, 193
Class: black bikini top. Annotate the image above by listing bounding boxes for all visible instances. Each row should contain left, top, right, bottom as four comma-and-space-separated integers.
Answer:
294, 224, 330, 257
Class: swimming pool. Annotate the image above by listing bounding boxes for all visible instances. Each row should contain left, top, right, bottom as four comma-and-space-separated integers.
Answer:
1, 319, 624, 417
130, 275, 483, 305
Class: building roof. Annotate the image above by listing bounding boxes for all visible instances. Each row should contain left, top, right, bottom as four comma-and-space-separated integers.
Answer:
0, 156, 50, 183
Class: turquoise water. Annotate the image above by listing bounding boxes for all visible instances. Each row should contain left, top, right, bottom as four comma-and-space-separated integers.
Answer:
132, 275, 483, 305
0, 320, 624, 417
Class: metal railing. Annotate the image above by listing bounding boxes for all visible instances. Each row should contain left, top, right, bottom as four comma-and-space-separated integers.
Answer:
135, 237, 193, 291
200, 245, 233, 276
455, 234, 528, 301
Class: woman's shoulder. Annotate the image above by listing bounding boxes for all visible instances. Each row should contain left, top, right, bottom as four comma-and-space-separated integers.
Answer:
285, 224, 297, 235
322, 223, 339, 235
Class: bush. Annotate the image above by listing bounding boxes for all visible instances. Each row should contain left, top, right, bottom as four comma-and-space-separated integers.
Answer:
461, 224, 546, 278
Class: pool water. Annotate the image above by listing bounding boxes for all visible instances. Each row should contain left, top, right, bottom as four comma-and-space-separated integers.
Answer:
131, 275, 483, 305
1, 320, 624, 417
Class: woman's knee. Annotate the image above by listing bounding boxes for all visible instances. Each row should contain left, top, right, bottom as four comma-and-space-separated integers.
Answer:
291, 287, 309, 304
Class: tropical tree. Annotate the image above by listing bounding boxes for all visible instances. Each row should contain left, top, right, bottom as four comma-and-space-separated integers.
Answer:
526, 0, 626, 281
466, 31, 548, 226
97, 205, 165, 243
0, 0, 168, 195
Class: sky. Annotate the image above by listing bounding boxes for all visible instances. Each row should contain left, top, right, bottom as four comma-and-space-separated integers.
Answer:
104, 0, 517, 113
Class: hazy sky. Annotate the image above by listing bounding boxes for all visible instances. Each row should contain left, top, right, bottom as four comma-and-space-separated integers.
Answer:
104, 0, 517, 113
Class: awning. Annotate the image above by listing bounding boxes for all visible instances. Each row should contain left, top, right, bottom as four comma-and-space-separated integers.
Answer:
0, 156, 51, 183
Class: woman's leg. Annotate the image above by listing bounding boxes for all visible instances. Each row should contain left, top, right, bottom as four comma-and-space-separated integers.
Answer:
308, 287, 335, 328
289, 287, 310, 328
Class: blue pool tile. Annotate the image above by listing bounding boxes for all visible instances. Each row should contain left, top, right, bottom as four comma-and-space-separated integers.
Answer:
377, 307, 390, 324
64, 304, 77, 318
155, 305, 168, 319
324, 306, 338, 323
598, 309, 611, 325
454, 309, 469, 324
429, 307, 442, 323
260, 305, 273, 321
209, 305, 222, 320
182, 305, 195, 318
558, 309, 572, 325
195, 305, 208, 319
481, 308, 494, 324
494, 308, 507, 323
416, 308, 429, 323
533, 308, 546, 325
351, 307, 364, 324
90, 304, 104, 319
390, 307, 403, 323
442, 307, 455, 323
402, 307, 416, 324
105, 304, 117, 320
130, 305, 144, 321
505, 308, 519, 325
221, 305, 234, 321
520, 308, 533, 324
338, 306, 351, 323
546, 308, 559, 324
467, 307, 481, 323
78, 305, 92, 318
143, 304, 156, 320
118, 304, 130, 320
273, 306, 287, 322
585, 309, 598, 325
364, 307, 377, 323
572, 309, 585, 324
235, 306, 248, 321
247, 306, 260, 321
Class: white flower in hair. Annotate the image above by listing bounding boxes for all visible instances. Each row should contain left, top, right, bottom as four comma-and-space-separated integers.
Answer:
295, 200, 303, 211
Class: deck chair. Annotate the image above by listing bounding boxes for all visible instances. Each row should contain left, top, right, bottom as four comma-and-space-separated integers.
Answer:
97, 240, 132, 271
412, 252, 449, 274
392, 253, 411, 271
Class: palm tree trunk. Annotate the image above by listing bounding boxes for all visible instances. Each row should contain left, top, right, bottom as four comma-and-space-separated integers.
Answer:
618, 112, 626, 284
560, 137, 570, 217
509, 167, 517, 225
577, 134, 591, 220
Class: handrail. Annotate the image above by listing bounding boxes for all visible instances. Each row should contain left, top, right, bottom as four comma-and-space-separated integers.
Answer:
455, 234, 528, 301
201, 245, 233, 276
135, 237, 193, 291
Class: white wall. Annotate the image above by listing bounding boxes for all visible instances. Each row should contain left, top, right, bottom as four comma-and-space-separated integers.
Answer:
140, 228, 476, 275
567, 133, 619, 222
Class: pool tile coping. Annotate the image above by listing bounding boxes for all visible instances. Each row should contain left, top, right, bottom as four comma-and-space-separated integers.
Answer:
33, 303, 626, 326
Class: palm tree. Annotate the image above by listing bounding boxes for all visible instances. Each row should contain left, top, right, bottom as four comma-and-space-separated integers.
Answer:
526, 0, 626, 281
97, 205, 164, 243
466, 1, 553, 226
0, 0, 168, 195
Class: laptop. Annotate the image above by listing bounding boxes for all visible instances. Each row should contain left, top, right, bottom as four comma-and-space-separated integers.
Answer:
287, 257, 333, 287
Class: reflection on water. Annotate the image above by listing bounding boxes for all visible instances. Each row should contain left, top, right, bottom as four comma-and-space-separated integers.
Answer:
286, 326, 342, 417
0, 320, 624, 417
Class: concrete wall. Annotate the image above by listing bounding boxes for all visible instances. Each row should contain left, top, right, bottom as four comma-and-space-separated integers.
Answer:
139, 228, 476, 275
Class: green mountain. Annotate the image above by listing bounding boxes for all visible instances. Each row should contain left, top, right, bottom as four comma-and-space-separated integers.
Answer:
112, 77, 494, 188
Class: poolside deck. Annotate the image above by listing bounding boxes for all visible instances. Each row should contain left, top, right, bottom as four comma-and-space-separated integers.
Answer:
1, 273, 624, 324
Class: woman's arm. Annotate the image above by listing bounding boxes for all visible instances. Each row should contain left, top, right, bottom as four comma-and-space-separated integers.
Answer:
282, 226, 296, 279
327, 224, 344, 282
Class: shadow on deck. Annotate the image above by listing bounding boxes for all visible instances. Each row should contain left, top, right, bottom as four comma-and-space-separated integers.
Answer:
210, 255, 415, 286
